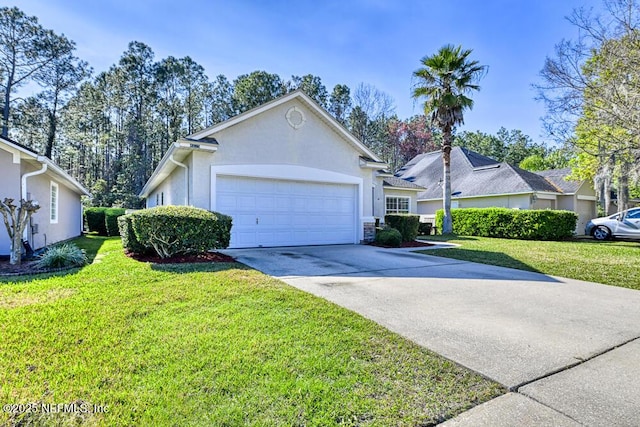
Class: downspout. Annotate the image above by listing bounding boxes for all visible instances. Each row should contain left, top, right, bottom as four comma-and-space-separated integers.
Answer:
169, 155, 189, 205
21, 157, 48, 241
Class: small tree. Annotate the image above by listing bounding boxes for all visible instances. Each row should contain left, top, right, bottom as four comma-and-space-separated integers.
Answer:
0, 198, 40, 265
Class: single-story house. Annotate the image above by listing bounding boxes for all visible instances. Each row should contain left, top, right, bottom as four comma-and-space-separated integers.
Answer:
0, 136, 91, 256
396, 147, 597, 234
139, 90, 423, 248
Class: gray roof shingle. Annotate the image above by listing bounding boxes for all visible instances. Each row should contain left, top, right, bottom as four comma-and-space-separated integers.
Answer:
396, 147, 580, 200
382, 176, 425, 190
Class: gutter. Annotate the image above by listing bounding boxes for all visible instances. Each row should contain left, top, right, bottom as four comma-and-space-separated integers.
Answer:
169, 155, 189, 205
20, 157, 48, 240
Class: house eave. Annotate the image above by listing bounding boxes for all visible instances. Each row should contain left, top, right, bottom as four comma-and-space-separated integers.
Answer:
139, 141, 218, 198
360, 158, 388, 169
0, 136, 91, 197
417, 190, 563, 202
383, 186, 424, 192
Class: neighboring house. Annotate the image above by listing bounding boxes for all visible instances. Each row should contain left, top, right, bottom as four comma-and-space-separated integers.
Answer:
397, 147, 597, 234
140, 90, 423, 248
0, 136, 91, 256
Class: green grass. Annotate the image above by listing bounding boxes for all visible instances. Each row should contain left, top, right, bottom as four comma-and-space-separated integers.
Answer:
1, 236, 502, 426
419, 235, 640, 290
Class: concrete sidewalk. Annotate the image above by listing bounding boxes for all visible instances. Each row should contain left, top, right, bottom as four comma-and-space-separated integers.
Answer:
223, 244, 640, 426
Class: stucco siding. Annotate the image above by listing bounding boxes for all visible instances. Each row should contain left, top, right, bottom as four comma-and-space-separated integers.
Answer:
419, 194, 532, 214
211, 101, 363, 176
556, 195, 574, 211
531, 198, 555, 210
0, 149, 21, 255
191, 151, 215, 209
24, 172, 83, 250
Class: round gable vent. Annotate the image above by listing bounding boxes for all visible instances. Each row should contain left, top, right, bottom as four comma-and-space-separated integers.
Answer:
286, 106, 306, 129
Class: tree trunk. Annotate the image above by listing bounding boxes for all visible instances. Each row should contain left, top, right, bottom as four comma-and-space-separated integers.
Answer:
45, 110, 57, 159
617, 160, 630, 212
442, 127, 453, 234
10, 229, 23, 265
2, 78, 12, 138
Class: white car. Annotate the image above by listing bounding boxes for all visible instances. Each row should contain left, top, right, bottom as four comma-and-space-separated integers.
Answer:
585, 207, 640, 240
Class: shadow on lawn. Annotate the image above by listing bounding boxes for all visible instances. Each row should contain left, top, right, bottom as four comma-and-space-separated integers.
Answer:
151, 261, 247, 274
423, 247, 546, 276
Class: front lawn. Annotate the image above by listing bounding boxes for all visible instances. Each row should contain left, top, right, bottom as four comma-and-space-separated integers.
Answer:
419, 235, 640, 290
0, 236, 502, 426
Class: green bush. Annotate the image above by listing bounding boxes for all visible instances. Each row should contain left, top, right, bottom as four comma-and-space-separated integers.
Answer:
122, 206, 232, 258
36, 243, 88, 269
435, 208, 577, 240
375, 227, 402, 247
85, 207, 108, 235
105, 208, 127, 237
384, 214, 420, 242
117, 215, 149, 254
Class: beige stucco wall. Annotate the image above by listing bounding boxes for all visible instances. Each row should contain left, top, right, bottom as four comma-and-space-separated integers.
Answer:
23, 166, 83, 250
148, 159, 189, 208
418, 194, 532, 214
531, 198, 555, 210
0, 149, 21, 255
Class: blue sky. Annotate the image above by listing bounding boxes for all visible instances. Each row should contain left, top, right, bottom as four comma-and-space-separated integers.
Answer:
16, 0, 599, 144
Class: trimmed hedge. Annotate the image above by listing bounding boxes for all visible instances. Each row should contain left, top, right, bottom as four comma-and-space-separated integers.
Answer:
105, 208, 126, 237
435, 208, 577, 240
375, 227, 402, 247
117, 215, 148, 254
119, 206, 232, 258
384, 214, 420, 242
85, 207, 108, 235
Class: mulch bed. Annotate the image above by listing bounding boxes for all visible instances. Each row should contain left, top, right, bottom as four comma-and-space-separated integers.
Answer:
0, 258, 76, 277
126, 251, 236, 264
368, 240, 435, 249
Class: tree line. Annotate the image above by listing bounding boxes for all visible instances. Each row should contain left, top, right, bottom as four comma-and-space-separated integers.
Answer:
537, 0, 640, 213
2, 6, 556, 209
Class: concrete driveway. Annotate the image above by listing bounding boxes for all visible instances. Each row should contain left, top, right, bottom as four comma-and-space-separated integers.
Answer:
222, 244, 640, 426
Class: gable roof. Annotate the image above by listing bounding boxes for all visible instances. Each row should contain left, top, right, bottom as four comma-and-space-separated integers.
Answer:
0, 136, 91, 197
141, 90, 385, 198
396, 147, 581, 200
190, 90, 383, 161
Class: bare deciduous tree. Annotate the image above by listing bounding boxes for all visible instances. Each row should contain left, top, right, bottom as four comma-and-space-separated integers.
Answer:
0, 198, 40, 265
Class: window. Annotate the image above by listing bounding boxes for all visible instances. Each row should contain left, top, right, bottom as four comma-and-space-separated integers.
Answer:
50, 182, 59, 223
385, 196, 410, 214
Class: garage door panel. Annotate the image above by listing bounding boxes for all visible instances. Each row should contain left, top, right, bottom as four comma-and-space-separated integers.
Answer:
217, 175, 357, 248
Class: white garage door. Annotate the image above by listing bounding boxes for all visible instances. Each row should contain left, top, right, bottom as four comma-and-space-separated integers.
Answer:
216, 175, 357, 248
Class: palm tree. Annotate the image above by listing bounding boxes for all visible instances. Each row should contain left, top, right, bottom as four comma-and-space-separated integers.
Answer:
412, 45, 486, 234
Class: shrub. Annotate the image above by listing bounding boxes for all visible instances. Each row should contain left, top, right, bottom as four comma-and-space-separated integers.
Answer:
85, 207, 108, 235
375, 227, 402, 247
36, 243, 88, 269
117, 214, 148, 254
435, 208, 577, 240
123, 206, 232, 258
384, 214, 420, 242
105, 208, 127, 237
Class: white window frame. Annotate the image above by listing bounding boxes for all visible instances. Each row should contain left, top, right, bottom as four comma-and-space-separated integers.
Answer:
50, 181, 59, 224
385, 196, 410, 214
